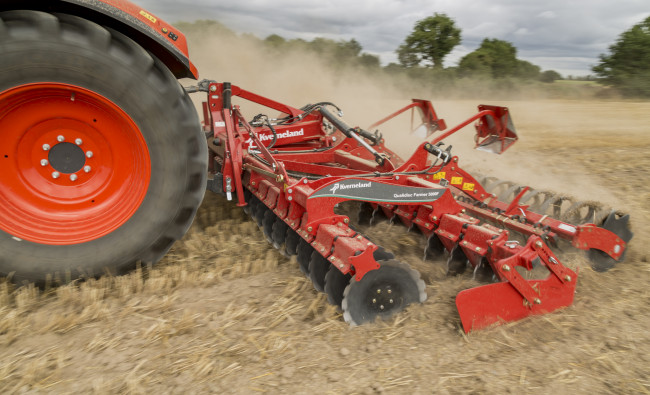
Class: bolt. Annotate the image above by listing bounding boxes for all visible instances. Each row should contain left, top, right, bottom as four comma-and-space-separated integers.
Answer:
549, 257, 558, 264
357, 236, 362, 241
51, 171, 60, 179
475, 247, 481, 252
42, 144, 51, 151
502, 264, 511, 272
209, 85, 217, 92
344, 218, 349, 224
84, 165, 91, 173
387, 289, 392, 294
86, 151, 93, 158
614, 245, 621, 254
75, 138, 83, 145
379, 305, 384, 310
320, 247, 325, 252
372, 298, 377, 304
564, 275, 572, 282
57, 135, 65, 142
432, 216, 438, 221
288, 189, 293, 194
462, 241, 468, 246
376, 289, 381, 294
534, 298, 542, 305
535, 241, 543, 248
70, 174, 78, 181
40, 159, 49, 167
389, 299, 394, 304
303, 179, 308, 184
307, 226, 313, 232
339, 264, 344, 269
288, 196, 293, 201
291, 223, 295, 227
395, 175, 400, 180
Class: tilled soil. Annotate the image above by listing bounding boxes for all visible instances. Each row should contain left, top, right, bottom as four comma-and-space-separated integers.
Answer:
1, 100, 649, 394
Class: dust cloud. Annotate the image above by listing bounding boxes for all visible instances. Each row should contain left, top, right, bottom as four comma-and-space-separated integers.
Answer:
181, 27, 641, 209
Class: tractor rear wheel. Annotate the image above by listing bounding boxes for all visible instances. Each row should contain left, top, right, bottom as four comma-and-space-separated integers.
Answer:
0, 11, 207, 283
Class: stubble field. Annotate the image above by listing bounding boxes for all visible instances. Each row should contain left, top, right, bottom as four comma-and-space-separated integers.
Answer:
1, 98, 649, 394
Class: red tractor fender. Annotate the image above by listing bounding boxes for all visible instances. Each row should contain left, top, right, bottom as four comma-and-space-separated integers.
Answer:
0, 0, 198, 79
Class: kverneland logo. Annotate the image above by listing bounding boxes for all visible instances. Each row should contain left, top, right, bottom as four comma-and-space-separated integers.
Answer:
258, 128, 304, 141
329, 181, 372, 194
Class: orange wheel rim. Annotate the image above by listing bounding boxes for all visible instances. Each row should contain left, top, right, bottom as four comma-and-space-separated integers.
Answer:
0, 83, 151, 245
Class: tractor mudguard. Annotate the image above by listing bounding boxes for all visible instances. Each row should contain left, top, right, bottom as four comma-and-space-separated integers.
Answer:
0, 0, 197, 79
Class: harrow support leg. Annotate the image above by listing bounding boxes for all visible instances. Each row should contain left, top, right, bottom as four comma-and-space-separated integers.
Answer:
455, 236, 577, 332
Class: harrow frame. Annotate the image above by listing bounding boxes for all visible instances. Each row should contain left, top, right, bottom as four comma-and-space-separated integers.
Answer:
199, 80, 630, 332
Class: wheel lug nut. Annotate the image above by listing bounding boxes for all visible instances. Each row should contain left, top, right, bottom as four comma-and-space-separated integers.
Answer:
40, 159, 49, 166
57, 135, 65, 142
84, 165, 91, 173
379, 305, 384, 310
86, 151, 93, 158
75, 138, 83, 145
376, 289, 381, 294
389, 299, 393, 304
52, 171, 60, 179
42, 144, 50, 151
70, 174, 78, 181
372, 298, 376, 304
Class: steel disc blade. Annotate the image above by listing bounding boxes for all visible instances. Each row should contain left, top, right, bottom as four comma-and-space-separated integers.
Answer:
284, 228, 300, 256
342, 260, 426, 326
296, 238, 313, 276
271, 218, 288, 249
253, 201, 267, 227
308, 251, 330, 292
325, 265, 351, 307
262, 210, 276, 243
373, 246, 394, 261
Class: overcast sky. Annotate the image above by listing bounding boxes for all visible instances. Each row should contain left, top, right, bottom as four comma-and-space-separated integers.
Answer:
137, 0, 649, 77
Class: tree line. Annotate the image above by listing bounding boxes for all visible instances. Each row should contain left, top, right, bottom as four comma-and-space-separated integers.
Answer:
177, 13, 650, 98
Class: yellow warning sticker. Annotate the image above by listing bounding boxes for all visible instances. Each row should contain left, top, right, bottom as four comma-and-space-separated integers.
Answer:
433, 172, 446, 180
139, 10, 157, 23
462, 182, 475, 191
451, 177, 463, 185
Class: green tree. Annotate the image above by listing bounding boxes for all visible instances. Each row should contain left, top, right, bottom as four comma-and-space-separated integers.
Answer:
397, 13, 461, 68
458, 38, 540, 79
592, 16, 650, 97
264, 34, 286, 48
539, 70, 563, 83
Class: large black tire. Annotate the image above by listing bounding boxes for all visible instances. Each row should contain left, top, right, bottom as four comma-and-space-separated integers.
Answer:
0, 11, 207, 283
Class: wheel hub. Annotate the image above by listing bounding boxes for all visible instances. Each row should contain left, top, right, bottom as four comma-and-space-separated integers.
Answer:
47, 141, 87, 175
368, 284, 399, 312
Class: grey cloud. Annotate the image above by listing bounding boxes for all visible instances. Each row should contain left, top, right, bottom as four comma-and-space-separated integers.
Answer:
137, 0, 649, 76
